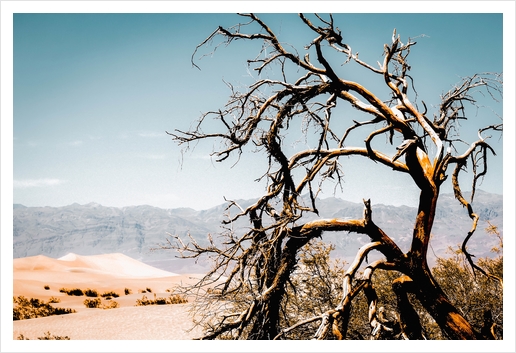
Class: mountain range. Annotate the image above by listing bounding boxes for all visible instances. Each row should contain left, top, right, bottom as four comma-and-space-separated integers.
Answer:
13, 190, 503, 273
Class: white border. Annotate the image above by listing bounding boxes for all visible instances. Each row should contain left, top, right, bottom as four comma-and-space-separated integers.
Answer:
1, 1, 514, 352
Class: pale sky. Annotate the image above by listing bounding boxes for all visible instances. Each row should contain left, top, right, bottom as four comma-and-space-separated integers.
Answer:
3, 3, 512, 211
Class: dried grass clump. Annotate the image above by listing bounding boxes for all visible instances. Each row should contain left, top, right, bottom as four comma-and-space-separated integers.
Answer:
13, 296, 75, 320
59, 288, 84, 296
83, 298, 119, 309
17, 332, 70, 340
135, 294, 188, 306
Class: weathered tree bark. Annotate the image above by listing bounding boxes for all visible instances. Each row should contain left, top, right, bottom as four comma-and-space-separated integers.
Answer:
392, 276, 424, 339
411, 271, 479, 339
167, 13, 503, 340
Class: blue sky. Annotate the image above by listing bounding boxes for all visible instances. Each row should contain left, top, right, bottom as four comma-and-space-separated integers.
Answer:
5, 6, 511, 211
1, 2, 516, 352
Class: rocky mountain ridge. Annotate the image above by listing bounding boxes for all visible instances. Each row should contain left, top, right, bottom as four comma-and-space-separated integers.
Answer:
13, 190, 503, 273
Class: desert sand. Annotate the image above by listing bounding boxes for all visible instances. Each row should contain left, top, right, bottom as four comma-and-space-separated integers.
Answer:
12, 253, 208, 340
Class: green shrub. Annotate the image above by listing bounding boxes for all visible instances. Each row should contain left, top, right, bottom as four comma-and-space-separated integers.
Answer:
84, 288, 98, 297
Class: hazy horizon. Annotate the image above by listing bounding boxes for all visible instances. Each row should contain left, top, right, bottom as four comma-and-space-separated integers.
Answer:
11, 188, 504, 212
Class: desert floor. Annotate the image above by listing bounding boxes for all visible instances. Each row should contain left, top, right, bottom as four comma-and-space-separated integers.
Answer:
12, 253, 209, 340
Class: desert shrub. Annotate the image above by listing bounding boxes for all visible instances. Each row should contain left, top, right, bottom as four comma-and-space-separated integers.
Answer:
47, 296, 60, 304
168, 294, 188, 304
17, 332, 71, 340
84, 298, 120, 309
135, 294, 188, 306
139, 289, 147, 293
154, 297, 168, 305
68, 288, 84, 296
135, 295, 150, 306
101, 291, 119, 298
13, 296, 75, 320
124, 288, 132, 295
84, 288, 99, 297
83, 298, 102, 308
59, 288, 84, 296
53, 307, 76, 315
37, 331, 71, 340
102, 301, 119, 309
44, 285, 50, 290
146, 287, 152, 293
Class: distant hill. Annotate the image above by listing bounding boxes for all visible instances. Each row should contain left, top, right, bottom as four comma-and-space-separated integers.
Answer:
13, 190, 503, 273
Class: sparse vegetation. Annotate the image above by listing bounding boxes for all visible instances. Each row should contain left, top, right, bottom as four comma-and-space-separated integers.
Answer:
83, 297, 119, 309
13, 296, 76, 320
59, 288, 84, 296
135, 294, 188, 306
124, 288, 132, 295
84, 288, 99, 297
44, 285, 50, 290
103, 300, 120, 309
146, 287, 152, 293
17, 332, 71, 340
47, 296, 60, 304
100, 291, 119, 298
83, 298, 102, 308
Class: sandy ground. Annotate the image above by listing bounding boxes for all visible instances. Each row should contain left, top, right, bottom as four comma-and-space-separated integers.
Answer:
12, 253, 209, 340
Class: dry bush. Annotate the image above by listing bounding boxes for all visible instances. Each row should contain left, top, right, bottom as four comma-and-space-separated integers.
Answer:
59, 288, 84, 296
47, 296, 60, 304
100, 291, 119, 298
135, 294, 188, 306
84, 288, 99, 297
17, 332, 71, 340
83, 298, 102, 308
13, 296, 75, 320
102, 300, 120, 309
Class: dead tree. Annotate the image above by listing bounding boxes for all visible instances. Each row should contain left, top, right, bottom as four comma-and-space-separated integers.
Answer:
167, 13, 502, 340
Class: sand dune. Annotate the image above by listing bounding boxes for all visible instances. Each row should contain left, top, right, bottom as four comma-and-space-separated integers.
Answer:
12, 253, 210, 340
13, 304, 203, 340
15, 252, 178, 278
